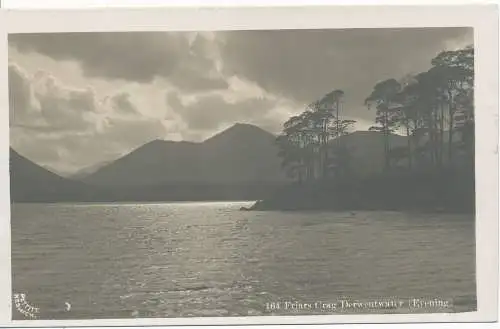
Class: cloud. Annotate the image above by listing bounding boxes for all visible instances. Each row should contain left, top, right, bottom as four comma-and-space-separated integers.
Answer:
166, 90, 292, 135
9, 64, 99, 135
10, 28, 473, 125
9, 32, 229, 92
218, 27, 474, 119
9, 63, 170, 173
109, 92, 139, 115
10, 128, 63, 164
9, 32, 184, 82
9, 64, 38, 127
33, 71, 100, 133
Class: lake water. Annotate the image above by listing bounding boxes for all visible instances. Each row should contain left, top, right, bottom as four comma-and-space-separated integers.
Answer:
11, 202, 476, 319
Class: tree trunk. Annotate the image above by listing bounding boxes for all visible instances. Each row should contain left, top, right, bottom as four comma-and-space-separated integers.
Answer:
323, 119, 328, 179
336, 99, 340, 137
428, 112, 436, 167
406, 122, 412, 169
383, 111, 390, 171
448, 91, 454, 165
335, 99, 341, 178
433, 108, 440, 169
439, 103, 445, 167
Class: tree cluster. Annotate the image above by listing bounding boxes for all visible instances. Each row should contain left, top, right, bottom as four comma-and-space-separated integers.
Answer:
277, 45, 474, 183
276, 90, 356, 182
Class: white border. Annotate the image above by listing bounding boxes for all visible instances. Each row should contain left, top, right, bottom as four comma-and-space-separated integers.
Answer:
0, 4, 498, 327
1, 0, 499, 9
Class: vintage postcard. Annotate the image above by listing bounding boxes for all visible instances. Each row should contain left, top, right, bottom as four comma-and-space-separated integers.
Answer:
0, 4, 498, 327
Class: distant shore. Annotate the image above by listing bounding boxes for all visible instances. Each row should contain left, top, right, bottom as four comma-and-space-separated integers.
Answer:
245, 200, 474, 214
244, 169, 475, 214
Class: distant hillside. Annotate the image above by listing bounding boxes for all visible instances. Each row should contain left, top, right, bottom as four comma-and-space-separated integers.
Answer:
82, 125, 411, 187
82, 123, 288, 186
9, 147, 284, 203
201, 124, 285, 184
334, 131, 408, 176
10, 126, 427, 203
69, 159, 114, 180
9, 148, 93, 202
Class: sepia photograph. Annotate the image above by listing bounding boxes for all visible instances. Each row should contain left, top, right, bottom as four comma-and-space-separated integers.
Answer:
1, 5, 498, 327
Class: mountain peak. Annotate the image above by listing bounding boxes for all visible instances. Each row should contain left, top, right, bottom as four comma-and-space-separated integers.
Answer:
231, 122, 257, 128
223, 123, 269, 134
204, 123, 274, 144
140, 138, 198, 149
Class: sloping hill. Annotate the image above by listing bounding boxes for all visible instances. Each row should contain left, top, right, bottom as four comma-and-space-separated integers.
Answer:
9, 148, 92, 202
82, 140, 202, 186
201, 123, 285, 184
82, 126, 412, 187
83, 123, 288, 187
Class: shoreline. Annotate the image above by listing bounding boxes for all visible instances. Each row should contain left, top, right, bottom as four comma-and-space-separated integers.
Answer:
244, 203, 475, 214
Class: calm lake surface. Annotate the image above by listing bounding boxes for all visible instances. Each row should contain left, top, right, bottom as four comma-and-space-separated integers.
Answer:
11, 202, 476, 319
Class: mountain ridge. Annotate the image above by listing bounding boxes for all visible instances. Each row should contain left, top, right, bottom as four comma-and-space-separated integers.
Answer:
10, 124, 415, 202
81, 123, 287, 186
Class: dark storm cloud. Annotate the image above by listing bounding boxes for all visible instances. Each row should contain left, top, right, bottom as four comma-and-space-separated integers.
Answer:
9, 32, 228, 91
10, 32, 182, 82
218, 27, 473, 119
9, 28, 473, 125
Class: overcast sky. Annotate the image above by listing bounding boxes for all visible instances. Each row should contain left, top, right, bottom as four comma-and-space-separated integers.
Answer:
8, 28, 473, 175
